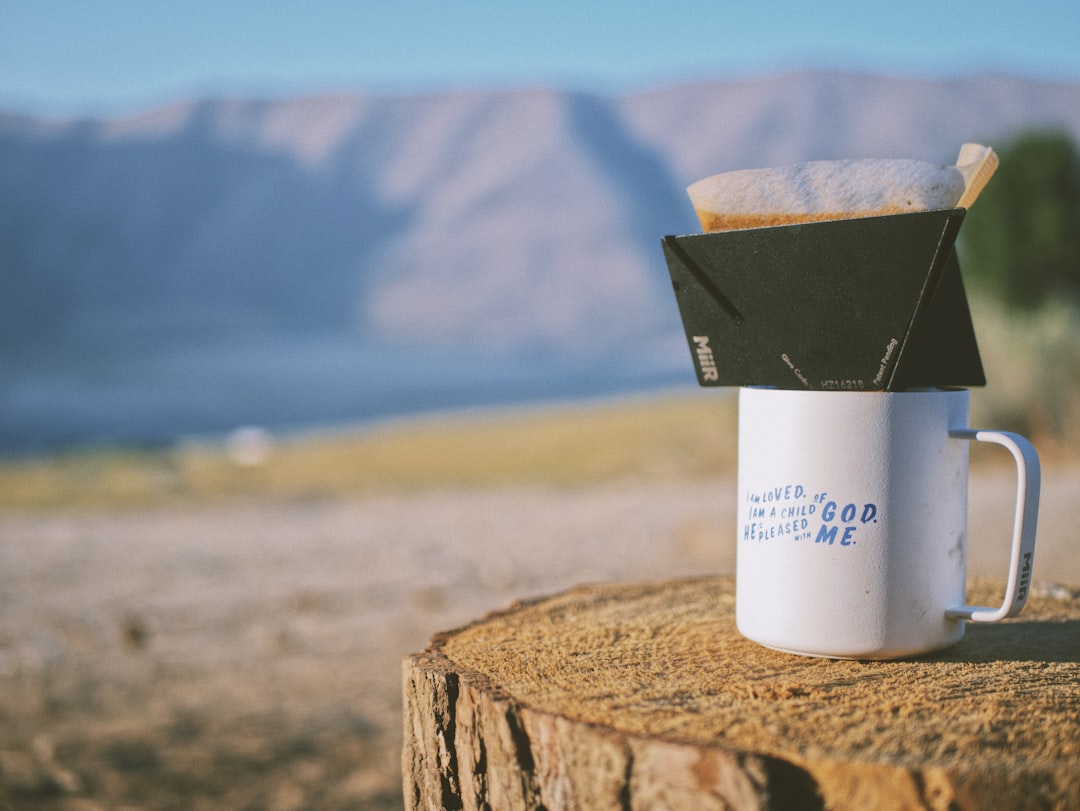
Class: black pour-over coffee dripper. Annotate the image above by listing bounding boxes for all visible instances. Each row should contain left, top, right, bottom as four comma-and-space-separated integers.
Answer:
661, 208, 985, 391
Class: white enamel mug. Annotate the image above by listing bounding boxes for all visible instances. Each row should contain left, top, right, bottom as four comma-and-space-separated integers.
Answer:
736, 387, 1040, 659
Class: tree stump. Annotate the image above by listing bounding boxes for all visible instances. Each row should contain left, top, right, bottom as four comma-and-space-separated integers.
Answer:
403, 576, 1080, 810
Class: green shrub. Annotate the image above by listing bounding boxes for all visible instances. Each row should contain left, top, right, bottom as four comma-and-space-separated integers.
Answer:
960, 130, 1080, 309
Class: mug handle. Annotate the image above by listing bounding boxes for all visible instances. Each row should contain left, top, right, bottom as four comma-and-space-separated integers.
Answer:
945, 430, 1041, 622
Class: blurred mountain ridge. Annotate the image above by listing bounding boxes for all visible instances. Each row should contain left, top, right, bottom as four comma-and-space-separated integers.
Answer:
3, 70, 1080, 451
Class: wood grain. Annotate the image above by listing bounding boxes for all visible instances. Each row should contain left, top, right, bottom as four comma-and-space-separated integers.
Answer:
404, 576, 1080, 810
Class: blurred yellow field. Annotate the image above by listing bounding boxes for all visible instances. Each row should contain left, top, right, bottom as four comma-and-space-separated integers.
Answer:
0, 390, 739, 510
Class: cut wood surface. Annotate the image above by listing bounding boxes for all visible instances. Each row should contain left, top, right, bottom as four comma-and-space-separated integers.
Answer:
403, 576, 1080, 811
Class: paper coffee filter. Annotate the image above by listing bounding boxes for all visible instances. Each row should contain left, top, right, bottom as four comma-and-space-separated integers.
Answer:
688, 144, 998, 232
955, 143, 1000, 208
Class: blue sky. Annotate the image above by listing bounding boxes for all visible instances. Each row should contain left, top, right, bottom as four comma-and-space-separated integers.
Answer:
2, 0, 1079, 116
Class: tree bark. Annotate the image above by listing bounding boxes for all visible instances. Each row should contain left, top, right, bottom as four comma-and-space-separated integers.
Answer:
403, 576, 1080, 810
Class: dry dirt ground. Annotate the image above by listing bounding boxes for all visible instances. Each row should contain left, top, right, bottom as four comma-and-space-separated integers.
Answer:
1, 471, 1078, 810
